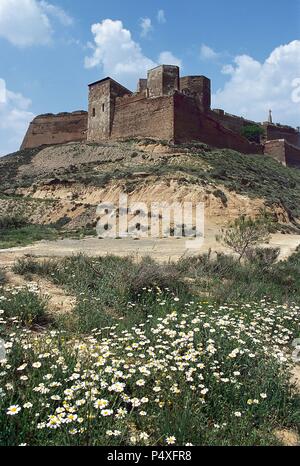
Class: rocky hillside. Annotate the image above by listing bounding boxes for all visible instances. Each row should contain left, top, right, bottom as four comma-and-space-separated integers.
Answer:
0, 139, 300, 233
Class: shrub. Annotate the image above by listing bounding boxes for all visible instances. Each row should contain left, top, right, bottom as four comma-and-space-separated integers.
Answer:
0, 288, 48, 326
0, 269, 6, 285
127, 257, 187, 298
245, 247, 280, 268
213, 189, 228, 206
0, 215, 27, 230
216, 215, 272, 262
12, 257, 56, 277
241, 125, 265, 143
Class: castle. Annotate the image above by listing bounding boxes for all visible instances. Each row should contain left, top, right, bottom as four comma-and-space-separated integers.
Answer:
21, 64, 300, 167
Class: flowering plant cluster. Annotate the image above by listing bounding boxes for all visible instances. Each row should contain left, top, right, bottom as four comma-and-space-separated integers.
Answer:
0, 287, 299, 446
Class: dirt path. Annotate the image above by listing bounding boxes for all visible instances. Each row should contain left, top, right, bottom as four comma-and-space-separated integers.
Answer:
1, 229, 300, 266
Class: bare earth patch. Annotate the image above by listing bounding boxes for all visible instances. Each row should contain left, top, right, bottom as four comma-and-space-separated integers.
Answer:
274, 429, 300, 446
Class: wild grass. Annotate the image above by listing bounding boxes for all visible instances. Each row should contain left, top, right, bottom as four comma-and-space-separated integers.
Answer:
0, 289, 299, 446
1, 250, 299, 446
0, 284, 48, 326
0, 214, 97, 249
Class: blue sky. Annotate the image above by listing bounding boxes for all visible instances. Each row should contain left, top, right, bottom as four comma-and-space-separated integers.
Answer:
0, 0, 300, 155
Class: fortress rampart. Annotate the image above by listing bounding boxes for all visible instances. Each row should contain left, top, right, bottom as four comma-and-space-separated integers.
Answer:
21, 111, 87, 150
20, 64, 299, 167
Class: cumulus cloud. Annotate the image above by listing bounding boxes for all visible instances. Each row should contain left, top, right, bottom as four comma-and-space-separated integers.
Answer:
0, 78, 34, 156
158, 51, 182, 67
40, 1, 73, 26
85, 19, 182, 89
213, 40, 300, 127
157, 9, 166, 24
140, 17, 153, 38
200, 44, 218, 61
0, 0, 73, 47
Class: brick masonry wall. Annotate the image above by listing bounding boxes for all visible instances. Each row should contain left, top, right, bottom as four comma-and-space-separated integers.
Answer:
210, 110, 257, 134
264, 139, 300, 167
110, 95, 174, 141
285, 142, 300, 167
21, 112, 88, 150
264, 140, 287, 165
87, 80, 111, 141
263, 124, 300, 147
180, 76, 211, 112
147, 66, 179, 98
174, 94, 263, 154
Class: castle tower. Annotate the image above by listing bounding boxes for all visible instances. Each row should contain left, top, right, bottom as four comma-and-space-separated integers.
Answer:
147, 65, 180, 98
180, 76, 211, 112
87, 77, 132, 142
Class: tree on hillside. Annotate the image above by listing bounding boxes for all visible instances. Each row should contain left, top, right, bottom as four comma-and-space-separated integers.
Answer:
216, 215, 272, 262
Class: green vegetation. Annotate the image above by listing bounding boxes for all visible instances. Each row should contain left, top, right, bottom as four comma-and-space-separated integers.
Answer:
241, 125, 265, 143
1, 250, 299, 446
0, 214, 96, 249
13, 245, 300, 329
0, 268, 6, 285
0, 142, 300, 445
0, 286, 48, 326
0, 215, 27, 230
0, 224, 60, 249
1, 142, 300, 230
216, 215, 272, 262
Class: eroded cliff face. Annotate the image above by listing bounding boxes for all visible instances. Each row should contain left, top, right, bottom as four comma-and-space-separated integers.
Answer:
1, 140, 299, 236
21, 111, 88, 150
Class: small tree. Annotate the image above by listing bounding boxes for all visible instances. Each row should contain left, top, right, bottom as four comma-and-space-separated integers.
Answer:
216, 215, 272, 262
241, 125, 265, 143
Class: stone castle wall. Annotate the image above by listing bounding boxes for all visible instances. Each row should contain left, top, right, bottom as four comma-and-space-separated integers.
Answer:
19, 65, 299, 169
21, 111, 87, 150
264, 139, 300, 167
211, 109, 257, 134
180, 76, 211, 112
87, 78, 132, 143
111, 95, 174, 141
263, 123, 300, 146
174, 94, 263, 153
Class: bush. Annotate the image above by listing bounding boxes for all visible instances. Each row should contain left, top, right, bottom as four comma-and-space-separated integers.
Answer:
216, 215, 272, 262
245, 247, 280, 268
12, 257, 56, 277
0, 269, 6, 285
0, 215, 27, 230
0, 288, 48, 326
127, 257, 187, 298
241, 125, 265, 143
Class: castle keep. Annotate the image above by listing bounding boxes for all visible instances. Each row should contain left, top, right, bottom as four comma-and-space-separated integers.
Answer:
21, 64, 300, 167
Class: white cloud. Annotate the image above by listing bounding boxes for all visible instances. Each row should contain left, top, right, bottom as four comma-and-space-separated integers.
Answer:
84, 19, 156, 88
0, 78, 34, 156
213, 40, 300, 127
40, 1, 73, 26
200, 44, 218, 60
158, 51, 182, 67
140, 17, 152, 38
0, 79, 6, 104
85, 19, 182, 89
157, 9, 166, 24
0, 0, 73, 47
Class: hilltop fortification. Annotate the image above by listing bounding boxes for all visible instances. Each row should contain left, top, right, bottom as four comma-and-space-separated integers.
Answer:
20, 64, 300, 167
